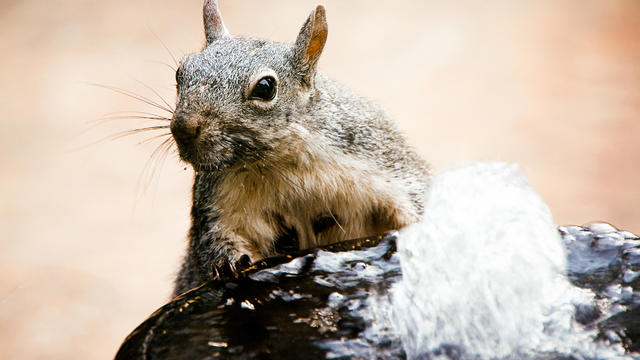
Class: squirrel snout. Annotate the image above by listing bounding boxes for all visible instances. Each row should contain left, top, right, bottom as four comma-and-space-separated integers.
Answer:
171, 115, 202, 146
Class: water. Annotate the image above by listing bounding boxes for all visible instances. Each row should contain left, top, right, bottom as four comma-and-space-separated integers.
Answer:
388, 162, 631, 359
116, 162, 640, 360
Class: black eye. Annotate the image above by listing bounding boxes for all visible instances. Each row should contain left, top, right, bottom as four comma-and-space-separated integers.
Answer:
249, 76, 277, 101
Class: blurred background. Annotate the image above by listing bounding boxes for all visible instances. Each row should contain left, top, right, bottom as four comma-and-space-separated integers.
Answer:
1, 0, 639, 358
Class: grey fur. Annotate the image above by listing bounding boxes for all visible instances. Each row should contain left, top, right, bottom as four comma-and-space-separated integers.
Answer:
170, 3, 430, 296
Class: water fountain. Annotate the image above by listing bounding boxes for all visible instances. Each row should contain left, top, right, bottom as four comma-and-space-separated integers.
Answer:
116, 163, 640, 359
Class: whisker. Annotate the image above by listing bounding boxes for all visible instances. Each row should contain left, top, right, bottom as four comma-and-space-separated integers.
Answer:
156, 138, 176, 175
328, 210, 346, 235
89, 83, 174, 114
147, 60, 177, 72
136, 136, 175, 197
75, 110, 172, 147
147, 138, 174, 185
85, 110, 172, 126
96, 114, 171, 122
134, 79, 175, 114
109, 126, 171, 141
68, 125, 170, 152
99, 110, 173, 118
149, 28, 179, 68
139, 132, 172, 145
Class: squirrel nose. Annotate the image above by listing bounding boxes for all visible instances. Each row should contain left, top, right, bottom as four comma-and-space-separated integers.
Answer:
171, 115, 202, 145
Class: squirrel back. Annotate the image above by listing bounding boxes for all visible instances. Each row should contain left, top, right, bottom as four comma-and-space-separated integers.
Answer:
171, 1, 430, 296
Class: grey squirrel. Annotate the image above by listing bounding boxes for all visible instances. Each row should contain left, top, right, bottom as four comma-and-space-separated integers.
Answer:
171, 0, 430, 296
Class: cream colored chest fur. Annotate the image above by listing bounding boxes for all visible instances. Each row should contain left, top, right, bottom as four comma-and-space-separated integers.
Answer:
213, 147, 418, 261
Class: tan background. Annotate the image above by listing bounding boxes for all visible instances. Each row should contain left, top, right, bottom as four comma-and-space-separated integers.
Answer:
1, 0, 639, 358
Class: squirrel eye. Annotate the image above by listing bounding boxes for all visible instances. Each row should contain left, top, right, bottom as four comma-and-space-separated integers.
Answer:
249, 76, 277, 101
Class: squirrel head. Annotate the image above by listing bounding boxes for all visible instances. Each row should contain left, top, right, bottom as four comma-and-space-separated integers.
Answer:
171, 0, 329, 171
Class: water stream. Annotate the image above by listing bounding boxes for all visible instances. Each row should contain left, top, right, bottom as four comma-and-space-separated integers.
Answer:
116, 162, 640, 359
388, 163, 633, 359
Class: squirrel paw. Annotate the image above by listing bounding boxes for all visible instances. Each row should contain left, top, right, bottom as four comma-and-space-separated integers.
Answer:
210, 254, 252, 280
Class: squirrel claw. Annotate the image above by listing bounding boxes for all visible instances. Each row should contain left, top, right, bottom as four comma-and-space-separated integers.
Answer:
210, 254, 252, 280
210, 258, 235, 280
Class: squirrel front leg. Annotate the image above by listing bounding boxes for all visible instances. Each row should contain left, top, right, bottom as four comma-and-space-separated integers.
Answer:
203, 232, 254, 278
172, 206, 255, 297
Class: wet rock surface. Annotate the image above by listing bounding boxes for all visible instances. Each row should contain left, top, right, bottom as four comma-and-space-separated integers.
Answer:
116, 224, 640, 359
560, 224, 640, 353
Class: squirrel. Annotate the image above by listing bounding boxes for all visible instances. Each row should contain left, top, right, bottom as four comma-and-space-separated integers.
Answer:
170, 0, 430, 296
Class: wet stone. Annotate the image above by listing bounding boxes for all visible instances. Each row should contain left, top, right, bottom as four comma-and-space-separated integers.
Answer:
116, 227, 640, 360
588, 222, 619, 235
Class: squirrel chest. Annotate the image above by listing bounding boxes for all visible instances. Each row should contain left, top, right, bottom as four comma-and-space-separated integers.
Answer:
208, 148, 417, 259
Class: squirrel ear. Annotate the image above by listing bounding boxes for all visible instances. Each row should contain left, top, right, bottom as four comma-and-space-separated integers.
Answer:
293, 5, 328, 84
204, 0, 230, 44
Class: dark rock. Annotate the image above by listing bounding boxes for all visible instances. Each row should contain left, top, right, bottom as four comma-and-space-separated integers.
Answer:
116, 225, 640, 359
116, 233, 400, 360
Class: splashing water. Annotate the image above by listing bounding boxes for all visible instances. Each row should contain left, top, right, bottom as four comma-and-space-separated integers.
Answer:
116, 162, 640, 359
390, 162, 629, 359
